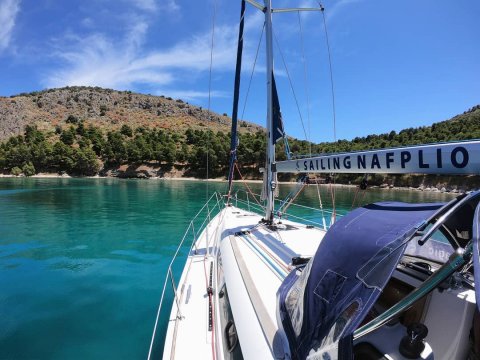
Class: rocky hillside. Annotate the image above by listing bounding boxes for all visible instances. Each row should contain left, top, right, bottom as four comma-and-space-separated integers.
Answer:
0, 86, 262, 141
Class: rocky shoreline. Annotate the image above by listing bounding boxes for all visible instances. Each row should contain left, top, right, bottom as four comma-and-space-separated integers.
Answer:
0, 170, 473, 194
367, 183, 466, 194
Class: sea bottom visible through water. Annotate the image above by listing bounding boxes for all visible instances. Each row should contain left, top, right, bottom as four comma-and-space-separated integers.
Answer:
0, 178, 456, 359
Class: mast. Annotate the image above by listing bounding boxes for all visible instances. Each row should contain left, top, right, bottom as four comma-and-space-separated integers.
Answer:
264, 0, 275, 223
241, 0, 322, 222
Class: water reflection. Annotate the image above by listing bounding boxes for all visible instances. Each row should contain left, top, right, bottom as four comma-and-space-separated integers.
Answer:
0, 178, 457, 359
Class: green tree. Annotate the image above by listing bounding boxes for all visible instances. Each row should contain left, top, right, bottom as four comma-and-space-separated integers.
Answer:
66, 115, 79, 124
31, 142, 52, 171
105, 131, 127, 163
76, 121, 86, 136
5, 143, 30, 168
73, 148, 100, 175
0, 147, 5, 169
52, 142, 75, 172
78, 137, 92, 149
25, 125, 45, 144
60, 128, 75, 145
177, 143, 189, 163
85, 126, 105, 156
120, 124, 133, 137
22, 162, 36, 176
11, 166, 22, 176
133, 136, 152, 162
126, 141, 142, 163
163, 142, 177, 165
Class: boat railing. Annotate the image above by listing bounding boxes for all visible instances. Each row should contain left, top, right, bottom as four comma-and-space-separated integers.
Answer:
147, 191, 223, 360
233, 189, 339, 230
148, 188, 339, 358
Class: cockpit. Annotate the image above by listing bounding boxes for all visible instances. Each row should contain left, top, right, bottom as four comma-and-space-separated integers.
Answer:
277, 191, 480, 360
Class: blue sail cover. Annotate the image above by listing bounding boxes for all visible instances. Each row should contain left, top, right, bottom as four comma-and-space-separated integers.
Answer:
277, 201, 443, 359
473, 203, 480, 312
227, 0, 245, 192
272, 74, 285, 145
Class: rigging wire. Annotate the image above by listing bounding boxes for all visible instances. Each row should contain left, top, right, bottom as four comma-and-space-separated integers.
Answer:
277, 179, 307, 218
329, 180, 336, 225
320, 4, 339, 221
272, 28, 309, 143
298, 10, 328, 227
240, 23, 265, 121
314, 176, 327, 229
206, 0, 218, 206
228, 21, 264, 201
235, 163, 265, 209
320, 5, 337, 142
297, 11, 312, 156
351, 175, 369, 209
205, 3, 217, 358
351, 186, 360, 210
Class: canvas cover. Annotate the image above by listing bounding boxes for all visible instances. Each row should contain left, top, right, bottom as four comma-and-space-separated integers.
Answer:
227, 0, 245, 192
272, 74, 285, 145
277, 201, 443, 360
473, 202, 480, 312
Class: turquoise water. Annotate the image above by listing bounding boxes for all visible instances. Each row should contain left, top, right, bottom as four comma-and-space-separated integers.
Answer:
0, 178, 456, 359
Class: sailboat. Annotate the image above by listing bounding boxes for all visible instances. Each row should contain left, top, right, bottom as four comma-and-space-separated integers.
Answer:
149, 1, 480, 359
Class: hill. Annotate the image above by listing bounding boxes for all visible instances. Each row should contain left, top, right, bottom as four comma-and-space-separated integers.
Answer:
308, 105, 480, 154
0, 87, 267, 179
0, 86, 479, 189
0, 86, 261, 141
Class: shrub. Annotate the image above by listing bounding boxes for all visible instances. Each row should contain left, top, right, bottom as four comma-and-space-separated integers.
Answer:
100, 105, 108, 116
120, 125, 133, 137
22, 162, 36, 176
60, 131, 75, 145
66, 115, 79, 124
11, 167, 22, 176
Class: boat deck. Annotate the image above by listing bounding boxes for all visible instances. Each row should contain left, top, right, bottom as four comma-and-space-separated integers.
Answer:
162, 210, 223, 360
163, 205, 327, 359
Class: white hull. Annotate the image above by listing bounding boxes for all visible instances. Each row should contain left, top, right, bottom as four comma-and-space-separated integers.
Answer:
162, 205, 327, 359
162, 200, 477, 360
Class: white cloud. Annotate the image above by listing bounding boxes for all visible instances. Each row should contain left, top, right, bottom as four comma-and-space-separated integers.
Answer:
0, 0, 20, 53
324, 0, 362, 21
156, 89, 228, 102
130, 0, 157, 12
45, 29, 174, 89
162, 0, 179, 13
281, 0, 360, 25
43, 5, 270, 101
130, 24, 237, 72
81, 17, 94, 28
44, 16, 242, 97
129, 0, 180, 13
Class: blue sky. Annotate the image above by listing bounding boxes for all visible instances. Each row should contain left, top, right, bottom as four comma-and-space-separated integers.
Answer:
0, 0, 478, 143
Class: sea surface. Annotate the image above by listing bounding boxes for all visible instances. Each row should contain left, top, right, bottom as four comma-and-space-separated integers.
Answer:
0, 178, 456, 359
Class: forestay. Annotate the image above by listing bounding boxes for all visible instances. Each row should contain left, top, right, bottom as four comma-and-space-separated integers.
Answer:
276, 140, 480, 174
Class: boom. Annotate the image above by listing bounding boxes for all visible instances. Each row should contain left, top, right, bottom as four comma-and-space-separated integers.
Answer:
276, 140, 480, 174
